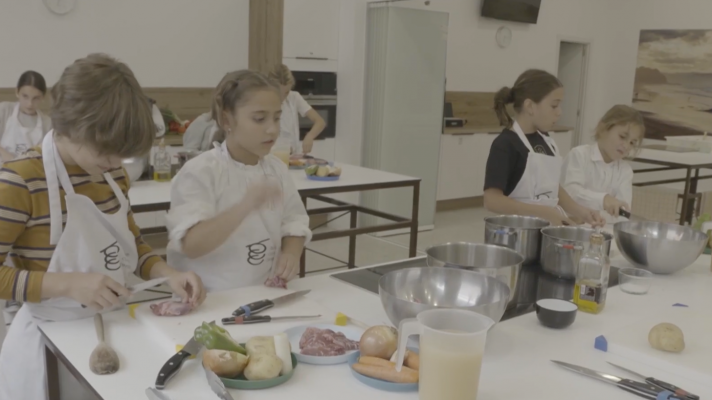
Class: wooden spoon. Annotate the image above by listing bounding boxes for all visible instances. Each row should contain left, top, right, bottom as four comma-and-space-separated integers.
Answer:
89, 313, 119, 375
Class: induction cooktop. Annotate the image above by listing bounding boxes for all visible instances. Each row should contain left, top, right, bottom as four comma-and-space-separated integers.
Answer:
331, 257, 620, 322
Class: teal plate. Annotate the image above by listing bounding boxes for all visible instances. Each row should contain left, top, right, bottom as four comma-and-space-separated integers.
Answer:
217, 352, 298, 390
306, 174, 340, 181
347, 351, 418, 392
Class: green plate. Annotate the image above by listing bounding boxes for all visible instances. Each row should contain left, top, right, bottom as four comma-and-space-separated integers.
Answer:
219, 352, 298, 390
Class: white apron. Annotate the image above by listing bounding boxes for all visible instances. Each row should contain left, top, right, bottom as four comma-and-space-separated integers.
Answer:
508, 121, 563, 208
0, 132, 138, 400
170, 143, 283, 292
1, 103, 44, 158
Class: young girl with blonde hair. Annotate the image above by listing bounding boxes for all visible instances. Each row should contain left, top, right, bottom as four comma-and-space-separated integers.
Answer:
167, 70, 311, 292
561, 105, 645, 223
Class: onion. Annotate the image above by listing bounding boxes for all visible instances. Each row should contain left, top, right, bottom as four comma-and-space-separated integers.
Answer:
203, 349, 249, 378
359, 326, 398, 359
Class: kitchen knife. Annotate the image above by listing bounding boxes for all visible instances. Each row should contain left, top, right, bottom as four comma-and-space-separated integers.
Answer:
145, 387, 172, 400
155, 320, 215, 390
231, 289, 311, 316
204, 367, 235, 400
607, 362, 699, 400
222, 314, 322, 325
129, 277, 170, 295
551, 361, 684, 400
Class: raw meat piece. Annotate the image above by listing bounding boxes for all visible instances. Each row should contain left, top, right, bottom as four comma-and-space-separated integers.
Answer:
264, 276, 288, 289
150, 301, 194, 317
299, 327, 359, 356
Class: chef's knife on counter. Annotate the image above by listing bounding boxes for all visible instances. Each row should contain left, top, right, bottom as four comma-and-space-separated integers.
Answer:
222, 314, 322, 325
146, 387, 172, 400
607, 362, 699, 400
155, 321, 215, 390
231, 289, 311, 316
205, 367, 235, 400
552, 361, 684, 400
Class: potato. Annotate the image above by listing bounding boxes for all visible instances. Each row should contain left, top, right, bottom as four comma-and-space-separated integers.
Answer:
316, 166, 329, 177
244, 354, 283, 381
246, 336, 276, 357
202, 349, 249, 378
648, 322, 685, 353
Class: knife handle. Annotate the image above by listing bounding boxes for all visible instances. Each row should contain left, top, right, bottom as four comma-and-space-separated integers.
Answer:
155, 350, 192, 390
618, 379, 684, 400
646, 378, 698, 400
619, 209, 632, 219
231, 300, 274, 316
222, 315, 272, 325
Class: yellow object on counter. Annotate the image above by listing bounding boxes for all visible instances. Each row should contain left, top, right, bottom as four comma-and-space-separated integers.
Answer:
128, 304, 140, 319
335, 312, 348, 326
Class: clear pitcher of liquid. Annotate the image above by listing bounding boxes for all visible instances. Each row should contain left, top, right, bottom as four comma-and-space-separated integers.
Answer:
395, 309, 494, 400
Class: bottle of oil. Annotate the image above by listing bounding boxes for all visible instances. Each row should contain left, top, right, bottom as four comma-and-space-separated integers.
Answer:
153, 139, 172, 182
573, 232, 610, 314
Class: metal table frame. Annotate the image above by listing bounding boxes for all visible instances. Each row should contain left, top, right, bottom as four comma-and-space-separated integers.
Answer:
633, 155, 712, 225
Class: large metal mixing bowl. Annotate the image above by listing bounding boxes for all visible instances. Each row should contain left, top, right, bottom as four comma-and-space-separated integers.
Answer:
425, 242, 523, 308
613, 221, 707, 274
379, 267, 511, 328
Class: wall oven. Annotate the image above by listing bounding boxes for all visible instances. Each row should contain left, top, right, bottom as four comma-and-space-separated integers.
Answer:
299, 97, 336, 140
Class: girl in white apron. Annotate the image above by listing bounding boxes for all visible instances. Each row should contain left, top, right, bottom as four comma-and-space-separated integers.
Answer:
0, 71, 51, 164
166, 70, 312, 292
483, 69, 605, 228
0, 54, 204, 400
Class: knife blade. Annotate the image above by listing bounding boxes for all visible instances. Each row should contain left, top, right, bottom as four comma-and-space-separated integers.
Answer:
552, 361, 684, 400
145, 387, 172, 400
231, 289, 311, 316
155, 321, 214, 389
129, 277, 170, 295
607, 362, 699, 400
204, 368, 235, 400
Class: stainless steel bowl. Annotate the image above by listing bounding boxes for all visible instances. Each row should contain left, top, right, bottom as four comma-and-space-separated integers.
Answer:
425, 243, 523, 308
540, 226, 613, 278
122, 156, 148, 182
614, 221, 707, 274
379, 267, 511, 327
485, 215, 550, 265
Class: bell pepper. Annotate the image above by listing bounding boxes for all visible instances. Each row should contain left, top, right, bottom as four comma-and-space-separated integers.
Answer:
193, 322, 246, 354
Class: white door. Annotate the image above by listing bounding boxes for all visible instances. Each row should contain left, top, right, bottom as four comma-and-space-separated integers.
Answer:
557, 42, 589, 146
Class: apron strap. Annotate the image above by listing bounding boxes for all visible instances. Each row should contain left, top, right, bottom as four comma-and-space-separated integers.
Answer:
104, 172, 130, 211
42, 132, 73, 245
513, 121, 560, 156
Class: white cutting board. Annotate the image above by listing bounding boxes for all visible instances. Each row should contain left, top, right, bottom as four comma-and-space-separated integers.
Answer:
599, 306, 712, 390
132, 286, 337, 355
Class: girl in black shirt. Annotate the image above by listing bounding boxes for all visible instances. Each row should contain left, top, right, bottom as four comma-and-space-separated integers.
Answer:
483, 69, 604, 227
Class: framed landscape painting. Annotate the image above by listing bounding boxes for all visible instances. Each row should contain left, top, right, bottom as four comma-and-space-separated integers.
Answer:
632, 29, 712, 140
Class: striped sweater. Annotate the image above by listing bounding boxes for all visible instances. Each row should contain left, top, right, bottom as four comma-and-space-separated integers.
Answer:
0, 148, 161, 303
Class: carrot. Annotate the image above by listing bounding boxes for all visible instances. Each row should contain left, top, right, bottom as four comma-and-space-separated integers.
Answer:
352, 362, 419, 384
358, 356, 396, 368
405, 352, 420, 371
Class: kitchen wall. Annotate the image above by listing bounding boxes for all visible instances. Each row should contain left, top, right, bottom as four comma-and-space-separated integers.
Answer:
335, 0, 618, 168
0, 0, 248, 87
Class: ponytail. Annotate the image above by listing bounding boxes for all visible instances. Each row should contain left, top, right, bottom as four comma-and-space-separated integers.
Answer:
494, 86, 514, 127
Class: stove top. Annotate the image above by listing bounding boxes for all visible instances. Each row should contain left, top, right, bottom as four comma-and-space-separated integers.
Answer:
331, 257, 620, 322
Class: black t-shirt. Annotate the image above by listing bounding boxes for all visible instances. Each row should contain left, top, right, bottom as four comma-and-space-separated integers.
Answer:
484, 129, 556, 196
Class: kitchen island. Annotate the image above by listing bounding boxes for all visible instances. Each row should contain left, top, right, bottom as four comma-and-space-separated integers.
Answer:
128, 164, 421, 276
39, 250, 712, 400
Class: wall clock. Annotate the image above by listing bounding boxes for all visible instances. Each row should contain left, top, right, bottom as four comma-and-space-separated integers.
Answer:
43, 0, 77, 15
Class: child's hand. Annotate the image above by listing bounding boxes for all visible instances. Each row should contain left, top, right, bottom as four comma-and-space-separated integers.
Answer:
574, 206, 606, 228
604, 195, 629, 218
542, 207, 576, 226
63, 273, 131, 311
245, 177, 282, 210
165, 270, 206, 307
274, 252, 300, 281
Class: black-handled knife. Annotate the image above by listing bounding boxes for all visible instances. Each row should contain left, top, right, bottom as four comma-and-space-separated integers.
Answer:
231, 290, 310, 317
155, 320, 215, 390
620, 209, 632, 219
222, 314, 321, 325
608, 362, 699, 400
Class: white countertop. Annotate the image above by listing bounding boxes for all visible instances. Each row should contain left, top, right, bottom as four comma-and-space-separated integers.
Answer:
636, 147, 712, 167
39, 249, 712, 400
128, 164, 419, 208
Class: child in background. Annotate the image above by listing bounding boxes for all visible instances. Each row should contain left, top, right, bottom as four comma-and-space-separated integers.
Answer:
166, 70, 311, 292
561, 105, 645, 223
0, 54, 204, 400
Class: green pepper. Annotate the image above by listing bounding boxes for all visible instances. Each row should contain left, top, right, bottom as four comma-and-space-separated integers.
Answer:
193, 322, 246, 354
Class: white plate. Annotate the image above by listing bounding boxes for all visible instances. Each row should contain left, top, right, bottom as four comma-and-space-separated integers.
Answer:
284, 323, 364, 365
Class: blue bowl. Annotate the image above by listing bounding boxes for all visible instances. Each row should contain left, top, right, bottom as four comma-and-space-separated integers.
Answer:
347, 351, 418, 392
306, 174, 340, 181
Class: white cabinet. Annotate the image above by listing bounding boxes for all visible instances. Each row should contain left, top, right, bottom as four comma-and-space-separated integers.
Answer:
437, 133, 496, 201
283, 0, 340, 61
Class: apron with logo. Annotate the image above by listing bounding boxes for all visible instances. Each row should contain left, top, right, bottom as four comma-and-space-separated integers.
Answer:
1, 103, 44, 158
0, 132, 138, 400
508, 121, 563, 209
169, 143, 283, 292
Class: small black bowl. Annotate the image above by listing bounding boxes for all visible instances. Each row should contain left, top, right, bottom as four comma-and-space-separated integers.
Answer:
535, 298, 577, 329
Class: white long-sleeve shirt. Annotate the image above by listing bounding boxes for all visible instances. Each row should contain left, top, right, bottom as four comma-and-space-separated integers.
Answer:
561, 143, 633, 224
